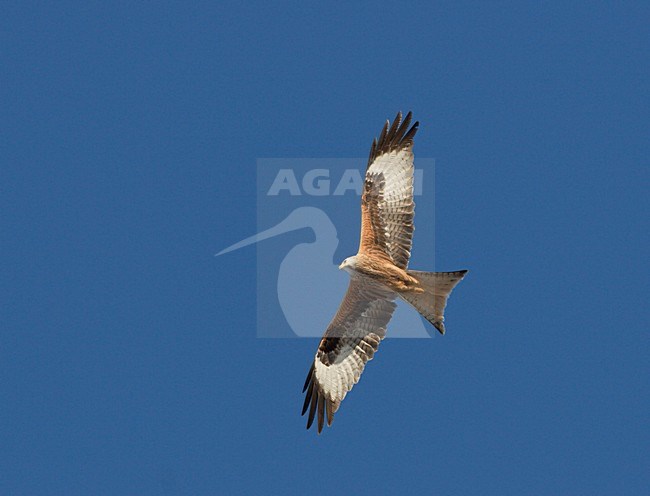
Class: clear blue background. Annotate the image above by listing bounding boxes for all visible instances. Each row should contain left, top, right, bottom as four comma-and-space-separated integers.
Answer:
2, 2, 648, 494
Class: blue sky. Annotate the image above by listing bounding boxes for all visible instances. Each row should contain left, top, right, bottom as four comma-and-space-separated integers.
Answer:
2, 2, 648, 494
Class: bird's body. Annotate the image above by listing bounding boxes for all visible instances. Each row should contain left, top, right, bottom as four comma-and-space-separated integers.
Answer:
302, 112, 468, 433
340, 253, 422, 292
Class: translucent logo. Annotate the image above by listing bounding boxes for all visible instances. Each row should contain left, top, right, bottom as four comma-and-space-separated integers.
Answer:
217, 158, 436, 338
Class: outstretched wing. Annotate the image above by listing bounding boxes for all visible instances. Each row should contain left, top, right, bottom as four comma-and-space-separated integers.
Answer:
359, 111, 419, 269
302, 273, 397, 433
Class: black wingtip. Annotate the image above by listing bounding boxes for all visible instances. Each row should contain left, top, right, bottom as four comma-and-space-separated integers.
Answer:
306, 388, 318, 430
402, 120, 419, 145
302, 363, 314, 393
301, 382, 314, 416
301, 362, 335, 433
367, 111, 420, 168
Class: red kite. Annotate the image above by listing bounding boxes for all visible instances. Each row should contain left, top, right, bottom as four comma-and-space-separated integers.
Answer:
302, 112, 468, 433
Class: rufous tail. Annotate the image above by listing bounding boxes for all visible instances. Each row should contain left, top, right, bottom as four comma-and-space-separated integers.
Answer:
399, 270, 468, 334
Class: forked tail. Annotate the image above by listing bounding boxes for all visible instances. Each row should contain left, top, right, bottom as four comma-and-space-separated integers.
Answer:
399, 270, 468, 334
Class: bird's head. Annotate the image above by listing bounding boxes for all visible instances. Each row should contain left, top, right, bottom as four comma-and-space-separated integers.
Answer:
338, 256, 358, 273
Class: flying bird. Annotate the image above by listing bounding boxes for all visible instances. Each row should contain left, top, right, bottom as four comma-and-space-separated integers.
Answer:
302, 111, 468, 433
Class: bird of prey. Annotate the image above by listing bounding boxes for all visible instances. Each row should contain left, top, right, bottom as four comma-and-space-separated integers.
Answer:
302, 111, 468, 433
